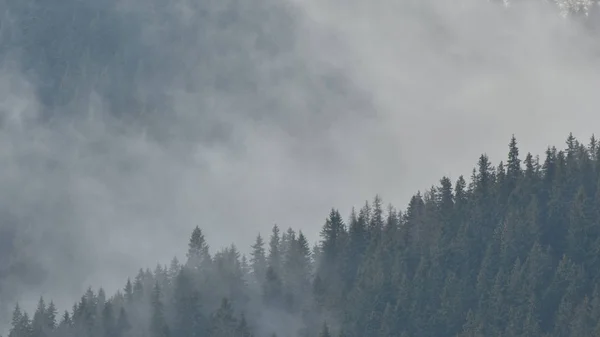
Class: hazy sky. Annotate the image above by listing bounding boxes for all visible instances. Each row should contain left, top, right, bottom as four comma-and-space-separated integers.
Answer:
2, 0, 600, 329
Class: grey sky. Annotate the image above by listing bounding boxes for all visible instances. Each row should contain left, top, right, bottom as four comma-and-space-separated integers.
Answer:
1, 0, 600, 330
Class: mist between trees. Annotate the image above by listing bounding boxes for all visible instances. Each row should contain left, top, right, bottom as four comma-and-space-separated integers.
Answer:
6, 133, 600, 337
3, 0, 600, 335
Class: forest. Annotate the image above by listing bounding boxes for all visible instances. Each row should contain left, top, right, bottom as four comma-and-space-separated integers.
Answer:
3, 0, 600, 335
6, 133, 600, 337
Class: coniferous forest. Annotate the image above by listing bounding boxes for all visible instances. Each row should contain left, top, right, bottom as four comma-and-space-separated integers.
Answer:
8, 134, 600, 337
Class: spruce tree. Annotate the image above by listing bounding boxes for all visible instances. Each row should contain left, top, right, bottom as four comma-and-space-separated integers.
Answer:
187, 226, 211, 271
150, 283, 170, 337
173, 268, 206, 337
250, 234, 267, 283
268, 224, 282, 273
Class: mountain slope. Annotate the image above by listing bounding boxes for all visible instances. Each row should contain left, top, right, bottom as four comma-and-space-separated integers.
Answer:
7, 133, 600, 337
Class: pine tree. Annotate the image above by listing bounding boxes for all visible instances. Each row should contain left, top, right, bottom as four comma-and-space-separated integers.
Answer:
320, 209, 345, 265
133, 271, 144, 300
45, 301, 57, 331
210, 298, 238, 337
31, 297, 46, 337
263, 265, 283, 307
507, 135, 522, 186
268, 224, 282, 273
115, 308, 130, 337
295, 231, 313, 290
101, 301, 115, 337
168, 256, 181, 281
250, 233, 267, 283
60, 311, 71, 328
124, 278, 133, 302
567, 187, 592, 264
150, 283, 170, 337
316, 208, 346, 305
187, 226, 211, 271
173, 268, 206, 337
341, 207, 368, 292
9, 304, 29, 337
370, 195, 384, 233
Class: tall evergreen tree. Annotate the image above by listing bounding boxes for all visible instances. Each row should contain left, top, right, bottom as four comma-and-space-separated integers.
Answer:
186, 226, 211, 271
150, 283, 170, 337
172, 268, 206, 337
250, 233, 267, 283
507, 135, 522, 185
31, 297, 46, 337
268, 224, 282, 274
115, 308, 130, 337
210, 298, 238, 337
100, 301, 115, 337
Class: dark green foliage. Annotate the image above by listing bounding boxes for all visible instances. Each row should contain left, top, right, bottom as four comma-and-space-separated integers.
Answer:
9, 304, 31, 337
150, 283, 170, 337
172, 268, 206, 337
115, 308, 130, 337
209, 298, 238, 337
11, 134, 600, 337
186, 226, 211, 271
262, 266, 283, 307
250, 234, 268, 283
268, 225, 282, 275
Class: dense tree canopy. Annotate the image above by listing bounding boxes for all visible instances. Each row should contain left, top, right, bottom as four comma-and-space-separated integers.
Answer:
7, 133, 600, 336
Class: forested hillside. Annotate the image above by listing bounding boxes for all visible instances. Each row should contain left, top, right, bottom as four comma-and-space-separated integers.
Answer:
7, 134, 600, 337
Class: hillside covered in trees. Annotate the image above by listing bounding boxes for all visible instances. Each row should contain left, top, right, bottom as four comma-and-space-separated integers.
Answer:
7, 133, 600, 337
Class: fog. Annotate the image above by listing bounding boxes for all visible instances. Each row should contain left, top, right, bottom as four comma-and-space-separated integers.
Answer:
1, 0, 600, 330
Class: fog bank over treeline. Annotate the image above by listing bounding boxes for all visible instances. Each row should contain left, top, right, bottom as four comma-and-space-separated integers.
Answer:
3, 0, 600, 334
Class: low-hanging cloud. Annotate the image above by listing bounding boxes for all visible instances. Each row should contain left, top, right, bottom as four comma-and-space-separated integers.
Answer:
1, 0, 600, 331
